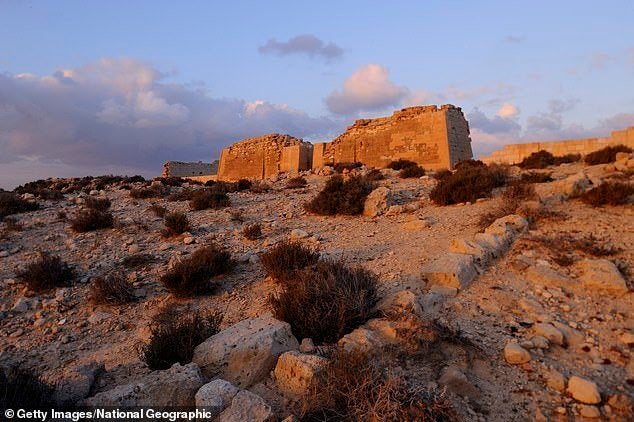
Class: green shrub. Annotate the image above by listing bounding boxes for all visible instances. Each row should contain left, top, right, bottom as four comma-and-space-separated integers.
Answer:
305, 175, 374, 215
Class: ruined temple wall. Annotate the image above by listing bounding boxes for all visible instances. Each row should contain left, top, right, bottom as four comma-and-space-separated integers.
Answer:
480, 127, 634, 165
162, 161, 218, 177
280, 143, 313, 174
319, 105, 471, 170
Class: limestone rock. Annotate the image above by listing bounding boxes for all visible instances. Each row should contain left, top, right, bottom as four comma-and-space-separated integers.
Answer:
534, 323, 565, 346
504, 342, 531, 364
449, 238, 491, 269
574, 259, 628, 293
536, 171, 592, 199
192, 314, 299, 387
567, 376, 601, 404
54, 362, 104, 405
422, 253, 477, 290
525, 264, 576, 289
377, 290, 423, 317
578, 405, 601, 418
338, 328, 387, 353
474, 232, 508, 257
546, 368, 565, 391
274, 350, 328, 395
11, 297, 28, 313
217, 390, 275, 422
290, 229, 309, 240
485, 214, 528, 237
437, 365, 480, 400
299, 338, 316, 354
195, 379, 239, 416
363, 187, 393, 217
84, 362, 203, 407
401, 218, 431, 231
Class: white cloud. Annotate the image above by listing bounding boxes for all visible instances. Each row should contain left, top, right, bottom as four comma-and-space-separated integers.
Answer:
325, 64, 408, 115
496, 103, 519, 118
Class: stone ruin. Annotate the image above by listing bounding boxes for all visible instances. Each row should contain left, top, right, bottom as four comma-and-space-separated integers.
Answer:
162, 160, 219, 178
210, 105, 473, 181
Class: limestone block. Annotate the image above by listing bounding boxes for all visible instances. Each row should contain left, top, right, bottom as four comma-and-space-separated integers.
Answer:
474, 232, 508, 257
217, 390, 275, 422
449, 238, 492, 268
192, 314, 299, 387
274, 351, 328, 395
504, 343, 531, 364
533, 323, 565, 346
485, 214, 528, 235
421, 253, 477, 289
437, 365, 480, 400
363, 187, 394, 217
338, 328, 387, 353
567, 376, 601, 404
524, 264, 577, 289
377, 290, 423, 317
195, 379, 239, 415
574, 259, 628, 293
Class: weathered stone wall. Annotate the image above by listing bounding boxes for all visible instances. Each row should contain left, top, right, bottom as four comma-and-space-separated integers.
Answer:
317, 105, 472, 170
480, 127, 634, 165
162, 160, 218, 178
216, 134, 311, 181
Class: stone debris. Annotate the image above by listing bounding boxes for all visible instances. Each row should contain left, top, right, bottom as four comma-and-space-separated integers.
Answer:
195, 379, 239, 416
422, 253, 477, 290
363, 186, 394, 217
274, 350, 328, 395
504, 342, 531, 364
217, 390, 275, 422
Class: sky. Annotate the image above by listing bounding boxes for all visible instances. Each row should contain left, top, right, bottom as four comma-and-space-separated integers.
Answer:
1, 0, 633, 189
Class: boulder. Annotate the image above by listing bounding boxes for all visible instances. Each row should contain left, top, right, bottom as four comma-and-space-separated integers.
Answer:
525, 264, 577, 289
195, 379, 239, 416
485, 214, 528, 237
217, 390, 275, 422
535, 172, 592, 199
449, 239, 492, 269
401, 218, 431, 231
533, 323, 565, 346
421, 253, 477, 290
574, 259, 628, 294
274, 351, 328, 395
363, 187, 393, 217
437, 365, 480, 400
377, 290, 423, 317
338, 328, 387, 353
545, 368, 566, 391
474, 232, 508, 257
83, 362, 203, 407
567, 376, 601, 404
192, 314, 299, 387
504, 343, 531, 364
54, 362, 104, 406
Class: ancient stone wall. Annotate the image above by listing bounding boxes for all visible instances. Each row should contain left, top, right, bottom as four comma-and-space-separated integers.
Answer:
316, 105, 472, 170
216, 134, 311, 181
162, 160, 218, 178
480, 127, 634, 165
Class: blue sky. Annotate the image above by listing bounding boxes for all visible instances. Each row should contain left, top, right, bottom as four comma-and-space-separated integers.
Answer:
1, 0, 633, 188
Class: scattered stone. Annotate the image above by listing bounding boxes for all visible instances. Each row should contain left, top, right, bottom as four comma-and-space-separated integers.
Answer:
192, 314, 299, 387
195, 379, 239, 416
290, 229, 309, 240
363, 187, 393, 217
217, 390, 275, 422
54, 362, 104, 405
87, 311, 111, 325
534, 323, 565, 346
299, 338, 316, 354
449, 238, 491, 269
11, 297, 28, 313
274, 350, 328, 395
567, 376, 601, 404
377, 290, 423, 317
578, 405, 601, 418
530, 335, 550, 349
574, 259, 628, 293
525, 264, 576, 289
546, 368, 565, 391
504, 342, 531, 364
183, 236, 195, 245
422, 253, 477, 290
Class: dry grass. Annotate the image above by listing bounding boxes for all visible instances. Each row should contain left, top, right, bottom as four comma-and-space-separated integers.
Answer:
0, 366, 55, 410
584, 144, 632, 165
189, 189, 230, 210
84, 196, 111, 211
162, 211, 190, 237
305, 175, 375, 215
386, 159, 418, 170
579, 182, 634, 206
70, 209, 114, 232
430, 164, 507, 206
89, 271, 136, 305
523, 232, 620, 267
286, 176, 308, 189
261, 240, 320, 282
129, 184, 168, 199
141, 306, 222, 370
334, 162, 363, 173
365, 168, 385, 181
0, 192, 39, 221
17, 252, 74, 292
122, 253, 155, 269
242, 223, 262, 240
148, 204, 167, 217
2, 216, 23, 232
399, 165, 426, 178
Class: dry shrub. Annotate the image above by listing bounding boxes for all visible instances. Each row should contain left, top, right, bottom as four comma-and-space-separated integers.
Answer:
236, 178, 253, 191
305, 175, 375, 215
430, 165, 507, 206
250, 180, 271, 193
0, 366, 55, 410
160, 244, 233, 297
89, 271, 136, 305
189, 189, 230, 210
162, 211, 190, 237
0, 192, 38, 221
270, 259, 378, 344
3, 216, 23, 232
149, 204, 167, 217
122, 253, 155, 269
167, 188, 197, 202
399, 165, 426, 178
301, 348, 455, 421
454, 159, 486, 171
553, 153, 581, 165
130, 184, 168, 199
477, 182, 536, 229
85, 196, 111, 212
524, 232, 620, 267
70, 209, 114, 232
57, 210, 67, 220
261, 240, 320, 282
334, 162, 363, 173
519, 172, 553, 183
229, 209, 245, 223
286, 176, 308, 189
579, 182, 634, 206
365, 168, 385, 181
242, 223, 262, 240
518, 150, 555, 169
386, 159, 418, 170
141, 306, 222, 370
17, 252, 74, 292
584, 144, 632, 165
433, 169, 452, 181
156, 176, 184, 187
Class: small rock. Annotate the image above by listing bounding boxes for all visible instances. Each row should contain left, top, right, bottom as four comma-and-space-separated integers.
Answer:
530, 335, 550, 349
195, 379, 239, 416
546, 368, 566, 391
11, 297, 28, 313
274, 350, 328, 395
504, 342, 531, 364
0, 251, 9, 258
128, 244, 140, 254
578, 405, 601, 418
567, 376, 601, 404
87, 312, 111, 325
299, 338, 316, 354
183, 236, 195, 245
218, 390, 275, 422
437, 365, 480, 400
290, 229, 309, 240
574, 259, 628, 294
534, 323, 565, 346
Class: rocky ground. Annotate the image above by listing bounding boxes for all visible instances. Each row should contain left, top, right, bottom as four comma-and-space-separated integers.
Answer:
1, 156, 633, 421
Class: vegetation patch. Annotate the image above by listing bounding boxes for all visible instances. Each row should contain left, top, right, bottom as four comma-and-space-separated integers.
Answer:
70, 209, 114, 232
242, 223, 262, 240
398, 165, 426, 178
149, 204, 167, 217
386, 159, 418, 170
286, 176, 308, 189
334, 162, 363, 173
430, 164, 507, 205
162, 211, 190, 237
0, 366, 55, 411
89, 271, 136, 305
584, 144, 632, 165
579, 182, 634, 206
17, 252, 74, 292
189, 189, 230, 210
305, 175, 375, 215
0, 192, 38, 221
261, 240, 320, 282
85, 196, 111, 212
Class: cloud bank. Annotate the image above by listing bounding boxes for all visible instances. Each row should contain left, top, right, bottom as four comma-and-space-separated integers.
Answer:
0, 58, 337, 188
258, 34, 343, 61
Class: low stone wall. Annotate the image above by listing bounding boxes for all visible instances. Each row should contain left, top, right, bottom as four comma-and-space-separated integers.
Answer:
480, 127, 634, 165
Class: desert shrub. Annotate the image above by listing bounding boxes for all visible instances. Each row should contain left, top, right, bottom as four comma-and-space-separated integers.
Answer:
429, 165, 507, 206
286, 176, 308, 189
149, 204, 167, 217
3, 216, 23, 232
17, 252, 74, 292
130, 184, 168, 199
85, 196, 111, 211
454, 159, 486, 171
524, 232, 620, 267
167, 188, 197, 202
365, 168, 385, 181
302, 349, 455, 421
0, 366, 55, 411
189, 189, 230, 210
386, 159, 417, 170
70, 209, 114, 232
478, 182, 536, 229
242, 223, 262, 240
553, 153, 581, 165
122, 253, 155, 269
579, 182, 634, 206
270, 259, 378, 344
518, 150, 555, 169
160, 244, 233, 297
156, 176, 184, 187
127, 175, 146, 183
334, 162, 363, 173
89, 271, 135, 305
162, 211, 190, 237
250, 181, 271, 193
398, 165, 426, 178
519, 172, 553, 183
433, 169, 452, 181
57, 210, 67, 220
261, 240, 320, 282
585, 145, 632, 165
236, 178, 253, 191
503, 181, 537, 202
305, 175, 374, 215
141, 306, 222, 370
229, 209, 245, 223
0, 192, 38, 221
